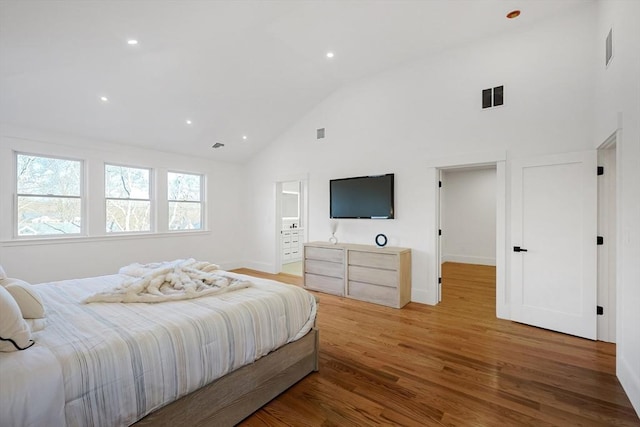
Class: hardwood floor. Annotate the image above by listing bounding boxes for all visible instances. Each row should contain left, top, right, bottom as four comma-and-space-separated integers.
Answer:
234, 263, 639, 426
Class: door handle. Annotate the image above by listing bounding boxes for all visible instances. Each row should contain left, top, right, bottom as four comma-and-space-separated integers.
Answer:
513, 246, 528, 252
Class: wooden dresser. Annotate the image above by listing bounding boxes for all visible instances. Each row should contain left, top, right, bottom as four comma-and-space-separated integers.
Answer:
303, 242, 411, 308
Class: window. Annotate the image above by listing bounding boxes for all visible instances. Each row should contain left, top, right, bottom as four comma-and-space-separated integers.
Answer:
105, 164, 151, 233
168, 172, 203, 230
16, 153, 83, 236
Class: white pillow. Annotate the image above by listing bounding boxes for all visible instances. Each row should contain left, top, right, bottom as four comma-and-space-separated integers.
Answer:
0, 285, 34, 352
0, 265, 6, 279
0, 278, 45, 319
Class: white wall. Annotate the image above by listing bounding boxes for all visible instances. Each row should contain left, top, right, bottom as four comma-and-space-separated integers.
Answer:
593, 0, 640, 415
243, 5, 597, 303
441, 168, 496, 266
0, 125, 246, 282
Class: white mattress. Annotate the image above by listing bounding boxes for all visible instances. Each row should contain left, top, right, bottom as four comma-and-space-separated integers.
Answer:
0, 271, 316, 427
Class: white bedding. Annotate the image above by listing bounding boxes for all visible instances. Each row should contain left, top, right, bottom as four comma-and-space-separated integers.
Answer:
0, 271, 316, 427
84, 259, 250, 303
0, 345, 65, 426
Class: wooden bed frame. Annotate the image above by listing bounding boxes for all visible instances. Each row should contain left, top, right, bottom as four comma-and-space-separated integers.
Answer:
135, 327, 319, 426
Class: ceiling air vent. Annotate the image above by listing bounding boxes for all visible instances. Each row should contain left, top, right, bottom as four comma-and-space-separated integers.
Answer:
316, 128, 325, 139
211, 142, 225, 149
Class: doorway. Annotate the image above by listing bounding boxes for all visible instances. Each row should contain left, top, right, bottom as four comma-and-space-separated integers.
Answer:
277, 180, 305, 276
426, 152, 506, 316
439, 167, 497, 310
430, 150, 603, 340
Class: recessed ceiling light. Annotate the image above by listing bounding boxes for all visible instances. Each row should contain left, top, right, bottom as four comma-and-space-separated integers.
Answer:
127, 39, 139, 45
242, 135, 248, 140
506, 10, 521, 19
326, 52, 334, 59
186, 119, 192, 125
100, 96, 108, 102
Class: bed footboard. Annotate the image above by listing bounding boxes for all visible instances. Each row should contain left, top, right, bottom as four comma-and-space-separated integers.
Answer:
135, 327, 319, 427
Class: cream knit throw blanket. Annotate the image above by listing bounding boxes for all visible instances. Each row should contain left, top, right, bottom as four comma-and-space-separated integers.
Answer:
84, 259, 251, 303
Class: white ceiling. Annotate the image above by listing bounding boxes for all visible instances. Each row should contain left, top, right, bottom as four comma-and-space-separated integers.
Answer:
0, 0, 589, 163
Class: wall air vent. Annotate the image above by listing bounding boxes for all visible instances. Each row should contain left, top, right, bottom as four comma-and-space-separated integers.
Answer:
482, 86, 504, 109
493, 86, 504, 106
606, 28, 613, 67
482, 89, 492, 109
211, 142, 225, 149
317, 128, 325, 139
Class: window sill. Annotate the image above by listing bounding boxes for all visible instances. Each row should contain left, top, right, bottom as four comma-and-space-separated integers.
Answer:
1, 230, 211, 247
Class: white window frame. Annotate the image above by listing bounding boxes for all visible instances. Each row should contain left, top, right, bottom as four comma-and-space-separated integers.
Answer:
14, 152, 85, 239
167, 171, 204, 231
104, 163, 154, 234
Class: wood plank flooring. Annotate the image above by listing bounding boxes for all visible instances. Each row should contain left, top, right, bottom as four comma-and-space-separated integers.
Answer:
234, 263, 639, 426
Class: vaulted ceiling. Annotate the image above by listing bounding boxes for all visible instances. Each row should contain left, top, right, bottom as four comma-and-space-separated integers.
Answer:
0, 0, 589, 163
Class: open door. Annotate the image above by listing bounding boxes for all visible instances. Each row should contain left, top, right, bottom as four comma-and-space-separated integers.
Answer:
597, 139, 617, 342
511, 151, 597, 339
437, 169, 443, 303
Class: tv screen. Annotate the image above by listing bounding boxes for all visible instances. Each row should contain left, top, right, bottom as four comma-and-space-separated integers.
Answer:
330, 174, 394, 219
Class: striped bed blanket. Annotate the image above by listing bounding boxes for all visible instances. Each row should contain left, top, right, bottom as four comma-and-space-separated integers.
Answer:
0, 271, 317, 427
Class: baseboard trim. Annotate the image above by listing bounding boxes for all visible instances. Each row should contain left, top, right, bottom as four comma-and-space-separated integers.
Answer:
218, 261, 244, 271
618, 354, 640, 417
442, 254, 496, 266
242, 261, 277, 274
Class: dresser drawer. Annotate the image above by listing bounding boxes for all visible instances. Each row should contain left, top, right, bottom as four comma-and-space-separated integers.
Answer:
305, 274, 344, 296
305, 259, 344, 278
348, 265, 397, 288
305, 246, 343, 263
349, 250, 397, 270
348, 281, 398, 307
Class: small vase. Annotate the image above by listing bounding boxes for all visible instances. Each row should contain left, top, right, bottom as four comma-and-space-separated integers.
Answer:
329, 233, 338, 244
329, 220, 338, 244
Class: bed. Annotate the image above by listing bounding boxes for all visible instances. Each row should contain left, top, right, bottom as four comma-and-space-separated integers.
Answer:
0, 268, 318, 427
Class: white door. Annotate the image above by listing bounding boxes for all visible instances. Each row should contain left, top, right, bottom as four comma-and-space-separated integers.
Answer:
597, 143, 616, 342
511, 151, 597, 340
437, 170, 443, 302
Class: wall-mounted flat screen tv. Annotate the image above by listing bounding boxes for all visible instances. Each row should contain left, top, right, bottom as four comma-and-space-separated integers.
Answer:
330, 174, 394, 219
